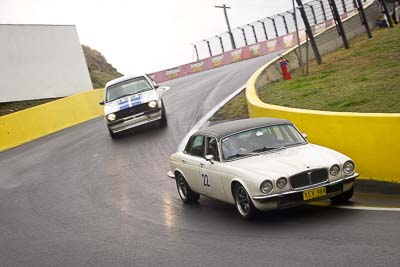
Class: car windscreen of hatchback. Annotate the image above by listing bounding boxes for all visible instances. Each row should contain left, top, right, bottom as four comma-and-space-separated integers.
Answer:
106, 76, 152, 103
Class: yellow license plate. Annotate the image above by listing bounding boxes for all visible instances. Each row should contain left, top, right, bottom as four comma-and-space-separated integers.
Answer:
303, 187, 327, 200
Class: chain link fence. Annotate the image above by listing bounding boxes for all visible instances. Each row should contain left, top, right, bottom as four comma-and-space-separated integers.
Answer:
193, 0, 373, 60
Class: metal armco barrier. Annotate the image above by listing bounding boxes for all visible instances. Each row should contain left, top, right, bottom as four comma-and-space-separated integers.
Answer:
150, 0, 370, 83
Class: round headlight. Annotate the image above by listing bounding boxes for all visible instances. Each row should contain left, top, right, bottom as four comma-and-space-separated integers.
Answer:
106, 113, 116, 121
343, 161, 354, 175
276, 177, 287, 189
260, 180, 274, 194
330, 165, 340, 176
148, 100, 157, 108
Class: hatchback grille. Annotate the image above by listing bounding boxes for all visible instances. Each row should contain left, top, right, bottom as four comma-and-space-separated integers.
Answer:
290, 168, 328, 189
115, 103, 150, 120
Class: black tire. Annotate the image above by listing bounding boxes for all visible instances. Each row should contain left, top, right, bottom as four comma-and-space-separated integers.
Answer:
175, 173, 200, 204
330, 187, 354, 203
159, 104, 168, 127
234, 184, 257, 219
108, 127, 119, 139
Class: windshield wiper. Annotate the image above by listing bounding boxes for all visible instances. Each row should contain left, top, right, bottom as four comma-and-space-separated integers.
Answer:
252, 146, 285, 153
226, 152, 260, 160
135, 88, 151, 94
284, 141, 307, 148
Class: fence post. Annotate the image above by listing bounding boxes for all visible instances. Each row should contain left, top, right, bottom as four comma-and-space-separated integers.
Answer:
204, 39, 212, 57
238, 27, 248, 46
319, 0, 327, 21
248, 24, 258, 43
356, 0, 372, 38
216, 35, 225, 52
328, 0, 350, 49
296, 0, 322, 64
192, 44, 199, 61
379, 0, 394, 28
258, 20, 269, 40
341, 0, 347, 13
278, 14, 290, 34
305, 4, 318, 24
268, 17, 279, 37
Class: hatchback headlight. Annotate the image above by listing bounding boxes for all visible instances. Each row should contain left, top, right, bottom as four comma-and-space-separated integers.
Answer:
276, 177, 287, 189
330, 165, 340, 176
148, 100, 158, 108
260, 180, 274, 194
343, 161, 355, 175
106, 113, 116, 121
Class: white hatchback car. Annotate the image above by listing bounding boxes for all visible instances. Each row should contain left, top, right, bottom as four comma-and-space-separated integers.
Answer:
100, 74, 168, 138
168, 118, 358, 219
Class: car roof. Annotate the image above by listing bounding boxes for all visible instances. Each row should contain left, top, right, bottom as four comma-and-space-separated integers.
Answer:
195, 118, 292, 140
105, 73, 150, 88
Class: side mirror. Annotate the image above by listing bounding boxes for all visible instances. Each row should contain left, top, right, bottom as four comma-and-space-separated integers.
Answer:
302, 133, 308, 139
99, 101, 104, 106
205, 155, 214, 163
154, 84, 160, 89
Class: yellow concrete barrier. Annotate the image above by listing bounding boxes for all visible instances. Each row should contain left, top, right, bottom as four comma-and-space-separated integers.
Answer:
246, 62, 400, 183
0, 89, 104, 151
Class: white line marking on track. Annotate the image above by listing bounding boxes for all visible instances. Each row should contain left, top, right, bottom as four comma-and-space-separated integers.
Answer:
331, 205, 400, 212
311, 202, 400, 212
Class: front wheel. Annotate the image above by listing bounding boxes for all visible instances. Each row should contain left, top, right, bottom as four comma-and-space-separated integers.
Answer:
108, 127, 119, 139
159, 104, 168, 127
176, 173, 200, 204
234, 184, 257, 219
330, 187, 354, 203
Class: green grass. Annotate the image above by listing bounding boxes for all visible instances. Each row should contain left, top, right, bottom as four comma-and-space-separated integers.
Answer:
212, 26, 400, 121
211, 91, 248, 121
258, 26, 400, 113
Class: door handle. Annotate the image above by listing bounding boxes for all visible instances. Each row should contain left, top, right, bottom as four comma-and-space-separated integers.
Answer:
182, 159, 186, 163
200, 163, 204, 167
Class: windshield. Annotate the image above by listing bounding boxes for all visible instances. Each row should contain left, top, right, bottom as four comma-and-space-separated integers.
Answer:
106, 77, 152, 102
221, 124, 306, 160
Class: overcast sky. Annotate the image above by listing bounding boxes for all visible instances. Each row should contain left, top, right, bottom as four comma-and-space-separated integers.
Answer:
0, 0, 298, 74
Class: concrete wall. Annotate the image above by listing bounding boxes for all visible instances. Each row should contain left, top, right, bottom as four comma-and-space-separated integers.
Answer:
0, 24, 93, 102
246, 2, 400, 183
0, 89, 104, 151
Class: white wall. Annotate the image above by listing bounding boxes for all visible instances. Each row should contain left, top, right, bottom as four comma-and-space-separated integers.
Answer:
0, 24, 93, 102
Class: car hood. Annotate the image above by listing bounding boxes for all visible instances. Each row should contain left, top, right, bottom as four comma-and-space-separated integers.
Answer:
226, 144, 347, 179
104, 90, 158, 114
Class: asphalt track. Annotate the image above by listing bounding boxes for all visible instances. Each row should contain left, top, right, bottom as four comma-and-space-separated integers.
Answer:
1, 53, 399, 266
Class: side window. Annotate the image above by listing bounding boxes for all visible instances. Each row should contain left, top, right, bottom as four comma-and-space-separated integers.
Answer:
184, 137, 192, 154
190, 135, 205, 157
206, 137, 220, 161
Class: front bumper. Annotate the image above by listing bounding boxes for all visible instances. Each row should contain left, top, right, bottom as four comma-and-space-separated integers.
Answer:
107, 109, 162, 133
252, 173, 358, 211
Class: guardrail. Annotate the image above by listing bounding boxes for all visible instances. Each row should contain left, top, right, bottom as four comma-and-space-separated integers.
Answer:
0, 89, 104, 151
246, 2, 400, 183
150, 0, 366, 83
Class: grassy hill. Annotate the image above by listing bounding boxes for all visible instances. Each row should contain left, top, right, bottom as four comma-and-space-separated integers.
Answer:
259, 26, 400, 113
82, 45, 122, 88
212, 25, 400, 121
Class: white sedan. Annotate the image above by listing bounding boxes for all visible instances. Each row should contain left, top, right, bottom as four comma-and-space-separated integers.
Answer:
168, 118, 358, 219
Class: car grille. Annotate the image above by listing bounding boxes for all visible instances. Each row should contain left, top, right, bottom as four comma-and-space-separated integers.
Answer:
115, 103, 151, 120
290, 168, 328, 189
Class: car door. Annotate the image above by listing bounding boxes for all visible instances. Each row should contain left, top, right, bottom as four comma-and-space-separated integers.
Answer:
199, 136, 227, 200
179, 135, 207, 194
